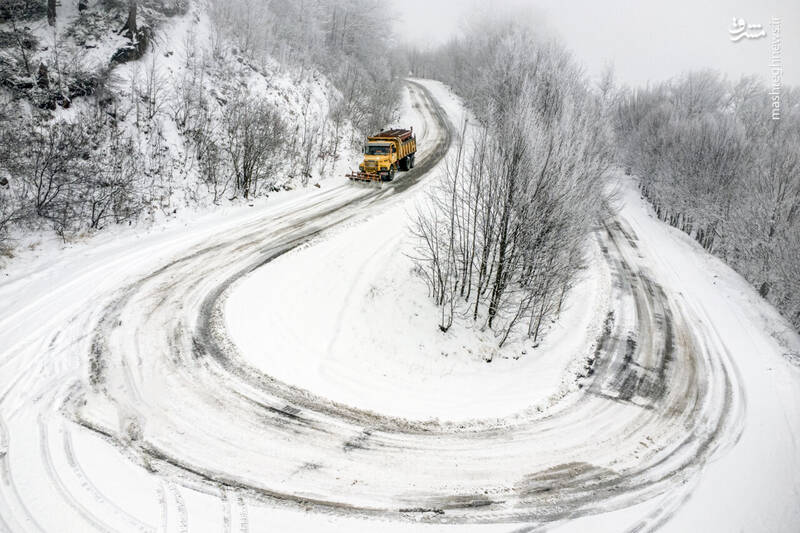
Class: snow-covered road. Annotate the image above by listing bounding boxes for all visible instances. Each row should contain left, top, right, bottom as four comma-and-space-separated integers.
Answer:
0, 80, 798, 533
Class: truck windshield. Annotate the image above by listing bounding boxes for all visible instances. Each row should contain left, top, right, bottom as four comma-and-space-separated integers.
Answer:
365, 145, 390, 155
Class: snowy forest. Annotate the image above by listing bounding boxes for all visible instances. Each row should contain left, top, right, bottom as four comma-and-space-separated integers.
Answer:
408, 22, 799, 339
615, 72, 800, 333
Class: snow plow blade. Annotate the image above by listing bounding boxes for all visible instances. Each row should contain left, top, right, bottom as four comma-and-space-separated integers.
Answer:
346, 171, 386, 183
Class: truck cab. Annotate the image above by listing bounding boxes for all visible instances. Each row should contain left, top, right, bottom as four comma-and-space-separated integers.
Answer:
360, 142, 397, 178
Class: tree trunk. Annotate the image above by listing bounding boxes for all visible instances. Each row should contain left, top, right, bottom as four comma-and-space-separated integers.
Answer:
10, 18, 32, 76
47, 0, 56, 26
37, 63, 50, 89
488, 194, 510, 328
123, 1, 138, 37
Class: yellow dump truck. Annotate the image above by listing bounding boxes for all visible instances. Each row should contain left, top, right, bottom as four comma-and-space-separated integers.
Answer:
346, 128, 417, 182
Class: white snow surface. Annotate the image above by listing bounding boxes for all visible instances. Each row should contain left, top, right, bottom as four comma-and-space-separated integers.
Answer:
0, 79, 798, 532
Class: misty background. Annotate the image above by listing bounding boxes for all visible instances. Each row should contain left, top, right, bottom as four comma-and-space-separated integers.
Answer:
396, 0, 800, 86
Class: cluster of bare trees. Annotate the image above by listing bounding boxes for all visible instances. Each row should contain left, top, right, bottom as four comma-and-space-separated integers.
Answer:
0, 96, 19, 248
0, 0, 195, 242
615, 71, 800, 332
197, 0, 401, 190
411, 27, 613, 347
208, 0, 400, 137
0, 107, 141, 238
0, 1, 183, 110
123, 50, 288, 205
222, 92, 285, 199
198, 0, 403, 192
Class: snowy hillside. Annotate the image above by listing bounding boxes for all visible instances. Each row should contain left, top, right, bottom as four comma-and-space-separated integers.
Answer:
0, 0, 392, 269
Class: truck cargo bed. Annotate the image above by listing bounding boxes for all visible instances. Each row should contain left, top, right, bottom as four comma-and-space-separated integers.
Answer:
370, 128, 413, 141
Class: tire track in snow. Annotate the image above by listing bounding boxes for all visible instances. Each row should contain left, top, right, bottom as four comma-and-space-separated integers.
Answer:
0, 80, 745, 530
61, 425, 155, 533
0, 412, 17, 533
0, 414, 48, 533
166, 483, 188, 533
38, 415, 114, 532
69, 81, 741, 525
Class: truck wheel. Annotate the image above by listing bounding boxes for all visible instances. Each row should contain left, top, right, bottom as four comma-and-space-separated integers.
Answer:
410, 155, 415, 169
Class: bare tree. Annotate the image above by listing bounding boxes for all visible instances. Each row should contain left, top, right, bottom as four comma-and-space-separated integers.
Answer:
3, 2, 37, 77
47, 0, 55, 26
222, 93, 286, 199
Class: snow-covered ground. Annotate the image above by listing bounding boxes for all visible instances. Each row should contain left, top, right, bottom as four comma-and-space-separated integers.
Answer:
0, 79, 798, 533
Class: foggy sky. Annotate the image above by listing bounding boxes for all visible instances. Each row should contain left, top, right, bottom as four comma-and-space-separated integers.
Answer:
395, 0, 800, 87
